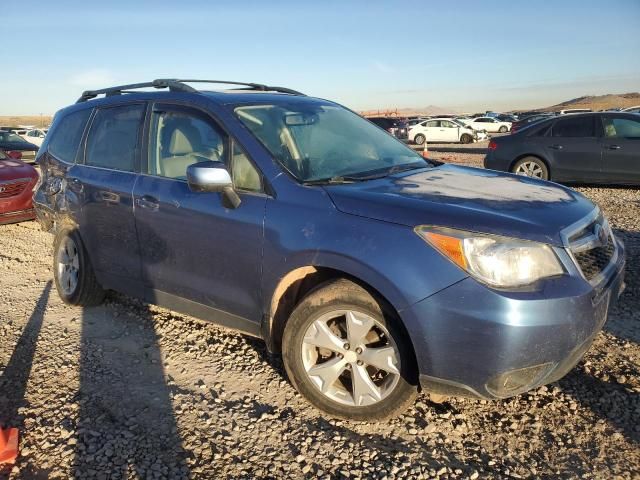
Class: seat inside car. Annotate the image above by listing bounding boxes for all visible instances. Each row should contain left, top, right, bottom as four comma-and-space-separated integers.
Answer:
159, 121, 220, 179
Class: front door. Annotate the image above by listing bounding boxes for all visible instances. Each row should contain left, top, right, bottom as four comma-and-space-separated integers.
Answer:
133, 103, 267, 326
600, 115, 640, 183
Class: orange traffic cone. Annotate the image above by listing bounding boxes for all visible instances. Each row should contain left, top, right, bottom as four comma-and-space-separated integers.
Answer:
421, 141, 429, 159
0, 427, 19, 464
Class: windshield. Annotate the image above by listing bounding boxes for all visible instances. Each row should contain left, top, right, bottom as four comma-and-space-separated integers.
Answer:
0, 131, 29, 144
235, 103, 430, 182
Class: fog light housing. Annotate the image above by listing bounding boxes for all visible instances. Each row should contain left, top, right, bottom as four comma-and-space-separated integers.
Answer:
486, 362, 555, 398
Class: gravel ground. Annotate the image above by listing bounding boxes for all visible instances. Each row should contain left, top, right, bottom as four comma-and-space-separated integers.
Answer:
0, 148, 639, 479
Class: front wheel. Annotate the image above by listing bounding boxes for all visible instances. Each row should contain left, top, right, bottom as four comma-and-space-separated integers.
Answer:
512, 156, 549, 180
498, 125, 508, 133
413, 134, 426, 146
460, 133, 473, 144
53, 227, 105, 306
282, 279, 418, 421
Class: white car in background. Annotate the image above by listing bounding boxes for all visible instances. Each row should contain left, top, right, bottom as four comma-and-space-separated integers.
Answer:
408, 118, 480, 144
460, 117, 511, 133
20, 128, 48, 147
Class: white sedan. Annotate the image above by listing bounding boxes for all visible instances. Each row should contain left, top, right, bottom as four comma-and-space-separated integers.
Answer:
408, 118, 479, 144
20, 129, 48, 147
460, 117, 511, 133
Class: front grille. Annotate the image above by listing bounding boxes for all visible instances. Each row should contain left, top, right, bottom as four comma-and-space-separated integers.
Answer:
0, 180, 28, 198
573, 240, 615, 281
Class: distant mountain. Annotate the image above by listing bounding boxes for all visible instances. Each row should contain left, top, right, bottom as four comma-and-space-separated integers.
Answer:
538, 92, 640, 112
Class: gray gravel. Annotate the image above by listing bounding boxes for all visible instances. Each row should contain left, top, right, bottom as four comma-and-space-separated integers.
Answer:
0, 152, 639, 479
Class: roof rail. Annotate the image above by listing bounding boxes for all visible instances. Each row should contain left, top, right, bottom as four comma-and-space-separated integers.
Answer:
76, 78, 304, 103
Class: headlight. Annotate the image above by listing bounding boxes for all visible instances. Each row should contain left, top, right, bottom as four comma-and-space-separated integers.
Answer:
415, 226, 564, 288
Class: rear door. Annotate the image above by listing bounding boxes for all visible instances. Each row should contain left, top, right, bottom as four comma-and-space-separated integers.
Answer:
600, 114, 640, 183
544, 115, 601, 182
133, 103, 266, 326
71, 103, 146, 292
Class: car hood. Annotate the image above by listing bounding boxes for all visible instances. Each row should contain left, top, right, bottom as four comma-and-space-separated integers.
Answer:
323, 164, 595, 246
0, 158, 38, 182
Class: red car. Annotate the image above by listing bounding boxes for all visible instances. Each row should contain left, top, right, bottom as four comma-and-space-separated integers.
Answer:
0, 149, 39, 224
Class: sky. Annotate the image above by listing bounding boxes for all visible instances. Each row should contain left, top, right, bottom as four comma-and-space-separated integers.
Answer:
1, 0, 639, 115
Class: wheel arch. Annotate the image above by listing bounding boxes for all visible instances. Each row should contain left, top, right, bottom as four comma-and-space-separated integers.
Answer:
265, 265, 417, 367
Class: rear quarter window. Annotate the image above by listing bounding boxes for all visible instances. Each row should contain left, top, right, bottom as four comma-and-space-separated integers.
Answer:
48, 108, 93, 163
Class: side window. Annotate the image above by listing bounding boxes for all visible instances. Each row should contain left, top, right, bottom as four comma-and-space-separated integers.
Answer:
230, 142, 262, 192
552, 116, 595, 137
48, 108, 92, 163
86, 104, 144, 171
602, 117, 640, 139
442, 121, 456, 128
149, 109, 226, 180
425, 121, 438, 128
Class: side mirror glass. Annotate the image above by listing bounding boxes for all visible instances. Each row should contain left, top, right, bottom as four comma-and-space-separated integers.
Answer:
186, 160, 241, 209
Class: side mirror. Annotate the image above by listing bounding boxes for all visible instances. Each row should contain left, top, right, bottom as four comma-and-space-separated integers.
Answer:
186, 160, 241, 208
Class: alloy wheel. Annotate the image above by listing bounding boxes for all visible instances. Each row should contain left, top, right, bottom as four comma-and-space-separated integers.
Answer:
57, 236, 80, 295
301, 309, 401, 407
515, 161, 544, 178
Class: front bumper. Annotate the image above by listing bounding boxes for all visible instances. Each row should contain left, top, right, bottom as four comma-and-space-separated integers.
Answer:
402, 239, 626, 399
0, 208, 35, 225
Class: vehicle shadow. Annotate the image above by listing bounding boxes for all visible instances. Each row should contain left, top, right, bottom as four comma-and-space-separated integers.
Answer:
560, 368, 640, 444
604, 226, 640, 345
0, 282, 51, 478
71, 297, 190, 479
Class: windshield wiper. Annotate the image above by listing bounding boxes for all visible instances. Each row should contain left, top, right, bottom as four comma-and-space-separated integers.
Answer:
303, 175, 366, 185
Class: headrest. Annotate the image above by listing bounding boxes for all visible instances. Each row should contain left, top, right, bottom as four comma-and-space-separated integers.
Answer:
168, 125, 201, 156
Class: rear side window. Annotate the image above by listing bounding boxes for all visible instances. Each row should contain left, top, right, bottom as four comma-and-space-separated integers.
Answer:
552, 116, 595, 137
85, 104, 145, 171
48, 108, 92, 163
602, 117, 640, 139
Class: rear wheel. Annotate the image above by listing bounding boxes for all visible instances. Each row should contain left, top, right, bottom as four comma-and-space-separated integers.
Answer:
53, 227, 105, 306
499, 125, 508, 133
414, 134, 426, 146
282, 279, 418, 420
460, 133, 473, 144
512, 156, 549, 180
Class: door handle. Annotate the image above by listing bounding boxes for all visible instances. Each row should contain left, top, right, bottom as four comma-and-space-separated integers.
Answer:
136, 195, 160, 211
549, 144, 563, 150
607, 144, 621, 150
99, 191, 120, 203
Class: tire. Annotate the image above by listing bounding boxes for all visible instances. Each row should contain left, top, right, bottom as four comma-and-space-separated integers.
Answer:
511, 156, 549, 180
413, 134, 425, 146
460, 133, 473, 144
498, 126, 508, 133
53, 227, 105, 306
282, 279, 418, 421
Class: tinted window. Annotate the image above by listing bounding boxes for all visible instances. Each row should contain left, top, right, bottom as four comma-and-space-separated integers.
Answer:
48, 108, 92, 163
552, 116, 594, 137
149, 109, 226, 180
86, 105, 144, 171
602, 117, 640, 139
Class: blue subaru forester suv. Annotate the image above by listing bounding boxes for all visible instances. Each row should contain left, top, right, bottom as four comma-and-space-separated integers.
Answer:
33, 79, 626, 420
